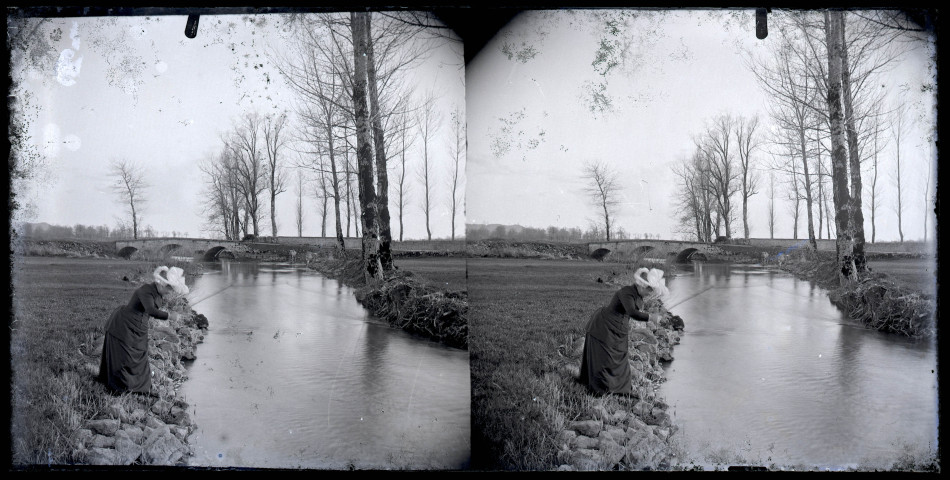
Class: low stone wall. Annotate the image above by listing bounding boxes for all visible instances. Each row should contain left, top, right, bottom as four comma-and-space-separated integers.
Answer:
556, 301, 684, 470
76, 306, 207, 465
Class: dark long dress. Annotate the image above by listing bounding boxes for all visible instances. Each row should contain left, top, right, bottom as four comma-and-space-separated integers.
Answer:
98, 283, 168, 394
579, 285, 650, 395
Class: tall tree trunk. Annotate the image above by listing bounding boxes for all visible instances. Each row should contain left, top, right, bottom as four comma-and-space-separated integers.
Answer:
398, 131, 407, 242
871, 131, 878, 243
364, 13, 394, 271
814, 129, 825, 241
825, 10, 855, 284
328, 132, 346, 254
799, 126, 818, 250
351, 11, 382, 282
896, 142, 904, 243
343, 150, 352, 237
839, 12, 867, 272
742, 195, 749, 240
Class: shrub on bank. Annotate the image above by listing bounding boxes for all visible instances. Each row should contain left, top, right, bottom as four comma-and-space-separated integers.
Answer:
779, 249, 935, 340
307, 255, 469, 349
358, 270, 468, 349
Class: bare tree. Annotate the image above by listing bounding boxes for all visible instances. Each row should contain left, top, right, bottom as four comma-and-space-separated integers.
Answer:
228, 113, 268, 238
699, 115, 741, 239
108, 158, 149, 239
446, 105, 465, 240
314, 165, 331, 237
734, 115, 761, 239
294, 169, 304, 237
748, 33, 819, 249
392, 106, 416, 241
767, 171, 776, 239
274, 25, 349, 252
263, 112, 289, 239
352, 11, 383, 281
671, 153, 712, 242
582, 160, 621, 241
865, 106, 887, 243
825, 10, 856, 282
198, 151, 243, 240
416, 90, 442, 241
784, 152, 803, 239
890, 100, 908, 243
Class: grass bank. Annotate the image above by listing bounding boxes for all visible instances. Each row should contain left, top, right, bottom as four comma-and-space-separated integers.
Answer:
10, 256, 207, 466
306, 252, 468, 350
773, 248, 936, 339
468, 258, 683, 471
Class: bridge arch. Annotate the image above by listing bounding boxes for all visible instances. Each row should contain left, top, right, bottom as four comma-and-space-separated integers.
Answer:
202, 246, 234, 261
674, 248, 707, 263
633, 245, 656, 257
117, 246, 138, 259
160, 244, 182, 255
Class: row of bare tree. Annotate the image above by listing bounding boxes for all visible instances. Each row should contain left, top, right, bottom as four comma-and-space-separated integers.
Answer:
669, 10, 931, 285
196, 12, 462, 282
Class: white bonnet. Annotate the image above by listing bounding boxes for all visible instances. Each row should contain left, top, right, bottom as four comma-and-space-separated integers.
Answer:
153, 265, 190, 297
633, 267, 670, 299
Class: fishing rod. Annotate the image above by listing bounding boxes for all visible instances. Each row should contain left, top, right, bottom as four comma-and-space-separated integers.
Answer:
187, 282, 235, 306
664, 283, 770, 310
664, 285, 717, 310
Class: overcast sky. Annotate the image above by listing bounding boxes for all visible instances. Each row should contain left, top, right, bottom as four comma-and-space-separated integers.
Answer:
15, 11, 464, 240
466, 9, 937, 242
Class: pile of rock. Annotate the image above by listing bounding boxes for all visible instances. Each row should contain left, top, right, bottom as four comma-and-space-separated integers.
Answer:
556, 399, 676, 471
556, 310, 683, 471
76, 308, 207, 465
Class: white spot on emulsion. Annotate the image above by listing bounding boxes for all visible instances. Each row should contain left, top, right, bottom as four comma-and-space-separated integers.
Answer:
70, 21, 81, 50
155, 61, 168, 74
56, 49, 83, 86
64, 134, 82, 151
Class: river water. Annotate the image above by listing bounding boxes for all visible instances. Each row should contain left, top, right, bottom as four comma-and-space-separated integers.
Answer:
658, 263, 938, 470
180, 261, 470, 470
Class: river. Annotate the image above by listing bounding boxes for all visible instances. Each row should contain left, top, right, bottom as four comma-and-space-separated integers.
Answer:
180, 260, 471, 470
659, 262, 938, 470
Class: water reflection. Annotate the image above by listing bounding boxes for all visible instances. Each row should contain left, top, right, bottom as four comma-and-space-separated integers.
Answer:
661, 263, 937, 469
182, 260, 470, 470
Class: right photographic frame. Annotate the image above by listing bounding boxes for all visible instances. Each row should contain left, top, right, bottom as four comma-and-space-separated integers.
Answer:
464, 8, 938, 472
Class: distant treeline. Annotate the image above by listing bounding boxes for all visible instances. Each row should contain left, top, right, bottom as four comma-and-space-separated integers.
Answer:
16, 222, 188, 240
466, 223, 663, 243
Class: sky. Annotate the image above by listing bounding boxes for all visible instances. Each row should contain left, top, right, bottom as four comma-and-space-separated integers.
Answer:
466, 9, 937, 243
12, 11, 465, 240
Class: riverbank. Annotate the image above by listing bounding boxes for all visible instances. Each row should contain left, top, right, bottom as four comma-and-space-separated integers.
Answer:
468, 258, 684, 471
306, 252, 468, 350
10, 256, 209, 466
772, 249, 936, 339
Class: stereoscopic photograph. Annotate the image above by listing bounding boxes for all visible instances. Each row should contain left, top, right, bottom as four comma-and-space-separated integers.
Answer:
6, 6, 940, 473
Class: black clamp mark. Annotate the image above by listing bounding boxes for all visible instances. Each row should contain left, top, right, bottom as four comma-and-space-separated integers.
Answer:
185, 14, 200, 39
756, 8, 770, 40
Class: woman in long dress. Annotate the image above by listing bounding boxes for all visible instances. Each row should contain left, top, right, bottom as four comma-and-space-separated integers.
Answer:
98, 266, 188, 395
579, 269, 664, 395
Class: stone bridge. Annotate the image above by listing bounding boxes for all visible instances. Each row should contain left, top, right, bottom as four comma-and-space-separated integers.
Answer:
114, 236, 466, 261
587, 239, 726, 263
587, 237, 928, 263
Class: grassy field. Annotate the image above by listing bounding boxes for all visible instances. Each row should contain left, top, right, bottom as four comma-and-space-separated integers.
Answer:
9, 256, 200, 465
467, 257, 645, 470
394, 257, 467, 292
865, 257, 937, 295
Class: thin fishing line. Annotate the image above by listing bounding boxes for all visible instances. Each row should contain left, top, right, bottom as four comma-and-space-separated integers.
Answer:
663, 283, 767, 309
188, 282, 236, 306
